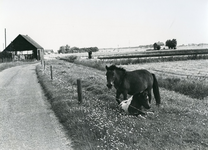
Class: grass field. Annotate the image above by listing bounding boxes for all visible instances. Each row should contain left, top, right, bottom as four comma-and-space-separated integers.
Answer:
123, 60, 208, 99
36, 59, 208, 150
45, 45, 208, 60
124, 60, 208, 80
67, 56, 208, 99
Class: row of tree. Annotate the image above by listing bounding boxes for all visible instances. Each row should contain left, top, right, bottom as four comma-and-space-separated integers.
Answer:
59, 39, 177, 53
58, 45, 99, 54
153, 39, 177, 50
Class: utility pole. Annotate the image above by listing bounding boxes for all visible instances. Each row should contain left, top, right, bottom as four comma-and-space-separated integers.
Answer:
5, 28, 7, 48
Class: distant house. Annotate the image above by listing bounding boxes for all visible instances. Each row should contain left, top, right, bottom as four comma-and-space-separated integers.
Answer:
3, 34, 44, 60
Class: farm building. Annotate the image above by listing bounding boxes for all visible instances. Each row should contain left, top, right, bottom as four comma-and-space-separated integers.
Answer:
3, 34, 44, 61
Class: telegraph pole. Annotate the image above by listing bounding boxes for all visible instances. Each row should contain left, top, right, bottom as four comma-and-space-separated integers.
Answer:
5, 28, 7, 48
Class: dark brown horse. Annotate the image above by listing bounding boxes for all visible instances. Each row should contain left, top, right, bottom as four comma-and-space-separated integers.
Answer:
105, 65, 161, 106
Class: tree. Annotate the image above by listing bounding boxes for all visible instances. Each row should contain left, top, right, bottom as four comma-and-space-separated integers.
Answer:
172, 39, 177, 49
65, 44, 70, 53
165, 40, 171, 49
58, 46, 66, 53
70, 47, 79, 53
166, 39, 177, 49
153, 43, 161, 50
79, 47, 99, 52
157, 41, 164, 46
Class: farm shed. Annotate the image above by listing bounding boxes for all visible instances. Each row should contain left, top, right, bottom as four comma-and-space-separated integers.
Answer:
3, 34, 44, 60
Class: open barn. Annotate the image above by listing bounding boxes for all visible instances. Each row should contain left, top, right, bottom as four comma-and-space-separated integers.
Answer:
2, 34, 44, 61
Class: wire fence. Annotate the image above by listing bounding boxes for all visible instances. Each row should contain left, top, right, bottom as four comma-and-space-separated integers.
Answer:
39, 61, 118, 107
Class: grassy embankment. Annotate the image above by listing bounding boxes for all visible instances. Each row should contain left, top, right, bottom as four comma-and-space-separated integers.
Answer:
36, 59, 208, 150
0, 61, 38, 72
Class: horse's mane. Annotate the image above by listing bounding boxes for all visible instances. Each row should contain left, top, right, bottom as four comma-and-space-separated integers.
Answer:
108, 65, 126, 73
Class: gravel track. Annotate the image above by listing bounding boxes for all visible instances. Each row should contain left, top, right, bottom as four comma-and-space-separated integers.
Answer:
0, 63, 73, 150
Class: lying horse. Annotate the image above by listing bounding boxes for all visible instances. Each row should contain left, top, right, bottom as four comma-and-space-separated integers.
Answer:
105, 65, 161, 106
119, 89, 151, 115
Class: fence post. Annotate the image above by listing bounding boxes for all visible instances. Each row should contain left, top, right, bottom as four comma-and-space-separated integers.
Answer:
77, 79, 83, 103
44, 61, 45, 70
50, 66, 53, 80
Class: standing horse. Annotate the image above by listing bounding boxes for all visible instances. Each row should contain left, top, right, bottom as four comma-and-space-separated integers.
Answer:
105, 65, 161, 106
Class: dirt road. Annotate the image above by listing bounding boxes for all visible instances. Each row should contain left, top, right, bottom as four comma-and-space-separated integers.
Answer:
0, 63, 73, 150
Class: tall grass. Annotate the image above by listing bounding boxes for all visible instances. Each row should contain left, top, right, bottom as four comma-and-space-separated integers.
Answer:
157, 77, 208, 99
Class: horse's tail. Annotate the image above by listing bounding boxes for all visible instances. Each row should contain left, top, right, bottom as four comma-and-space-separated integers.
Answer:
152, 73, 161, 105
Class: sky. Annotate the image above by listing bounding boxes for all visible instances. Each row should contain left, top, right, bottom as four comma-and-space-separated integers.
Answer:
0, 0, 208, 51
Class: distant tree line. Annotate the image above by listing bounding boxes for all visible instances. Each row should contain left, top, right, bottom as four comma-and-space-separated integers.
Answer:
58, 45, 99, 54
153, 39, 177, 50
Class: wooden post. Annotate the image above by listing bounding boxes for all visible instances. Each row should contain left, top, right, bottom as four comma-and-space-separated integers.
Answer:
44, 61, 45, 70
50, 66, 53, 80
77, 79, 83, 103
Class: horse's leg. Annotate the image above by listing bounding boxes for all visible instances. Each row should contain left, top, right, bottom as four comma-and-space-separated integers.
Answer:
116, 91, 121, 104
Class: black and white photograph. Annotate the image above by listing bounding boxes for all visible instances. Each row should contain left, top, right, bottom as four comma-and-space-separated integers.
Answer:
0, 0, 208, 149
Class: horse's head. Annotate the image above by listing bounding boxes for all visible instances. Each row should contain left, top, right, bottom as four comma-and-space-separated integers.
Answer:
105, 65, 126, 89
133, 89, 150, 109
105, 65, 115, 89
